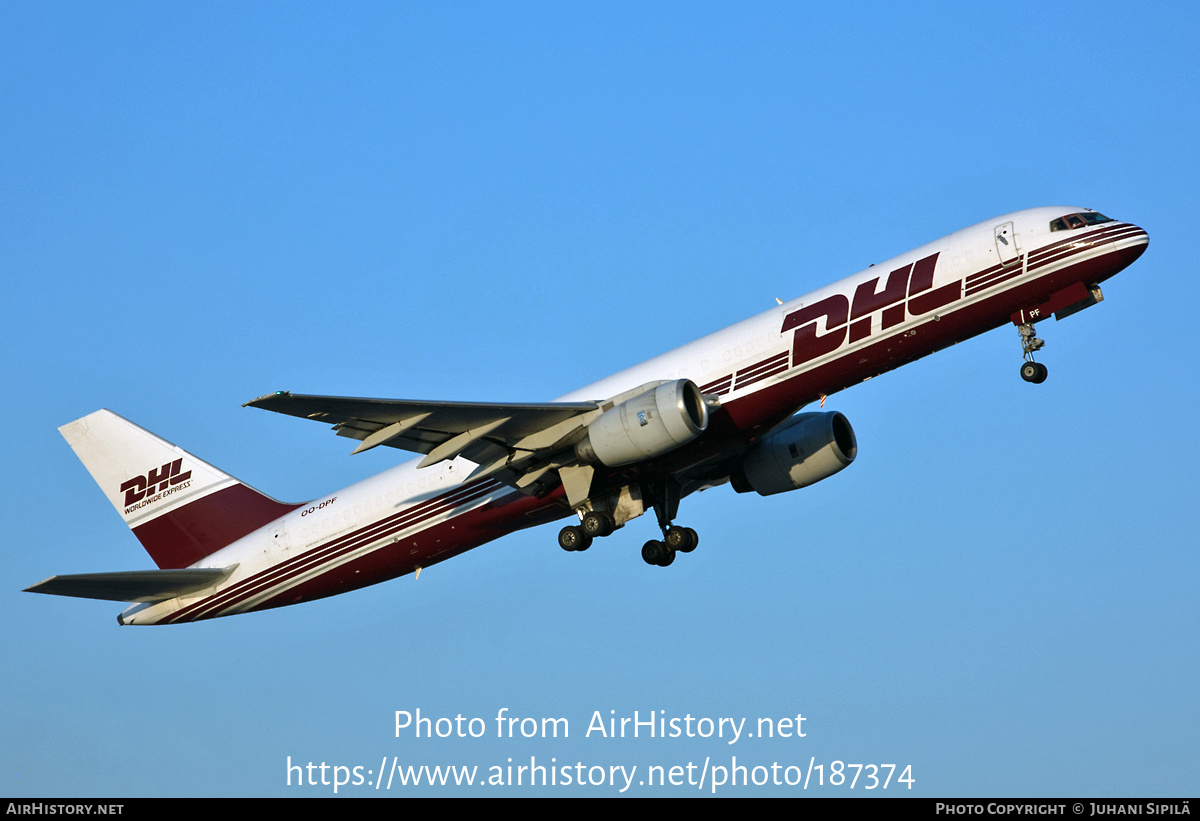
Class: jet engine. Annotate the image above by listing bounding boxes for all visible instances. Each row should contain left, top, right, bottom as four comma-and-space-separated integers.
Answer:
575, 379, 709, 468
731, 411, 857, 496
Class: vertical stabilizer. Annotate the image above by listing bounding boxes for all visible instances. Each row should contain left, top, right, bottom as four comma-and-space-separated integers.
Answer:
60, 410, 300, 569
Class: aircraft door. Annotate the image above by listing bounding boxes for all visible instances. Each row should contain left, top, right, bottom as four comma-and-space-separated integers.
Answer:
269, 523, 290, 554
994, 221, 1020, 266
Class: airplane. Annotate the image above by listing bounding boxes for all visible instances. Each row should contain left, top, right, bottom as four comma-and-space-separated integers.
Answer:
26, 206, 1149, 625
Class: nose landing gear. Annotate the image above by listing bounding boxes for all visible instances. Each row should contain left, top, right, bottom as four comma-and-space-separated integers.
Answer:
1017, 323, 1048, 384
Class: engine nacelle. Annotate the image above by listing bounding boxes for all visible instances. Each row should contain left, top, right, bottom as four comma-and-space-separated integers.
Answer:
575, 379, 709, 468
731, 411, 857, 496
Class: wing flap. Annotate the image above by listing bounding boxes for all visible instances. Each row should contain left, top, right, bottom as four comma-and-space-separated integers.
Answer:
24, 567, 237, 603
244, 392, 600, 472
350, 413, 432, 454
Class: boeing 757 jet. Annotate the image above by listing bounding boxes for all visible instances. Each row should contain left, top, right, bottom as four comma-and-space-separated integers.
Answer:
26, 207, 1149, 624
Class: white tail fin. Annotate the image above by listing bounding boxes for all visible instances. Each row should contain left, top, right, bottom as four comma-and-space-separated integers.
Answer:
60, 410, 299, 569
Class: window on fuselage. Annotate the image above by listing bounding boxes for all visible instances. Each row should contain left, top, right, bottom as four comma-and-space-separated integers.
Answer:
1050, 211, 1115, 231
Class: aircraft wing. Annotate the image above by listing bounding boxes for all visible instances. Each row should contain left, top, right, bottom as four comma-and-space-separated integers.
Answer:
244, 391, 603, 487
24, 567, 237, 603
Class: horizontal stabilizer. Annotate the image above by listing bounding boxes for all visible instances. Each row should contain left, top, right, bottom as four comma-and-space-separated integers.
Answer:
24, 566, 237, 603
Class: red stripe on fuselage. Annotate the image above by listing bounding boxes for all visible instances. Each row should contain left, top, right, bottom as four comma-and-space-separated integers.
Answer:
163, 479, 511, 622
245, 487, 567, 615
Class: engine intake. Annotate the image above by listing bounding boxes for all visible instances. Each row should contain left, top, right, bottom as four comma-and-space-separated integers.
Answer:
575, 379, 709, 467
731, 411, 857, 496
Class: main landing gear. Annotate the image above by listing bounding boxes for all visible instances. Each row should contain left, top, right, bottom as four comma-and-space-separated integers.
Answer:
557, 510, 615, 553
640, 482, 699, 567
1017, 323, 1048, 384
557, 505, 701, 568
641, 525, 699, 568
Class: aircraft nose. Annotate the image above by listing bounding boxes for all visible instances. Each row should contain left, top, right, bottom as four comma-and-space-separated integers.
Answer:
1101, 221, 1149, 276
1125, 222, 1150, 262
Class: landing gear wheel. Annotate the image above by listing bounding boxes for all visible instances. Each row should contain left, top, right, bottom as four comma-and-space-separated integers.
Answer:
558, 525, 592, 552
641, 540, 675, 567
1017, 323, 1048, 384
581, 511, 614, 538
665, 525, 698, 553
1020, 361, 1048, 384
641, 540, 661, 565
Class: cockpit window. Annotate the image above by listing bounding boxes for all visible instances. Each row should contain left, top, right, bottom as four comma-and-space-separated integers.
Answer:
1050, 212, 1115, 232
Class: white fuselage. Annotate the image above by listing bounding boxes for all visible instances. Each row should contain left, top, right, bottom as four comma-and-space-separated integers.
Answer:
118, 207, 1148, 624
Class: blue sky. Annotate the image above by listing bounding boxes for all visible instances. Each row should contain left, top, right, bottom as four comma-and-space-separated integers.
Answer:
2, 2, 1196, 797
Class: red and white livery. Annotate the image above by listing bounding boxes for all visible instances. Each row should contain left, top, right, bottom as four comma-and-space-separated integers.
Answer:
28, 207, 1149, 624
